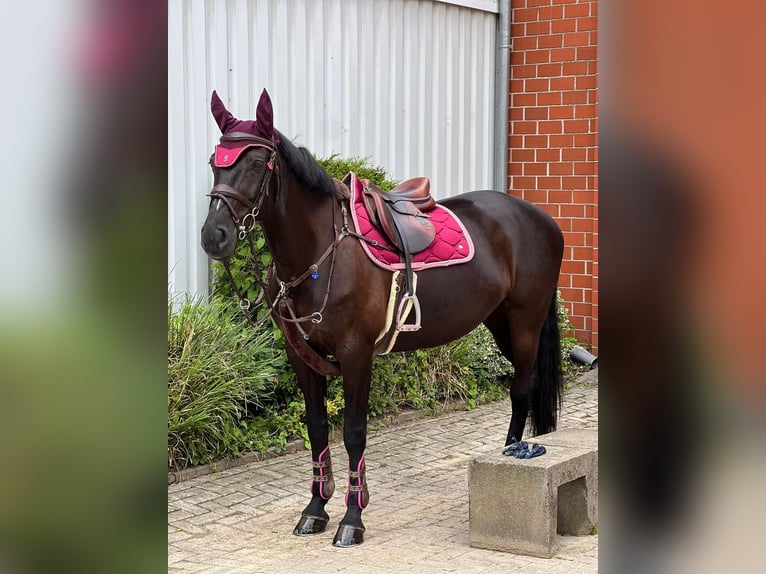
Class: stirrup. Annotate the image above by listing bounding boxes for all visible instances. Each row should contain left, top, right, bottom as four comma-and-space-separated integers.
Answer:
396, 293, 421, 332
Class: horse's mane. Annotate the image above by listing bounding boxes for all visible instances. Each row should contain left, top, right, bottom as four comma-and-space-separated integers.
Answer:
276, 131, 343, 200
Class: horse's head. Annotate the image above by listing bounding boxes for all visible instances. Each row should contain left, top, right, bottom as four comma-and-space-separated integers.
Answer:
200, 89, 280, 260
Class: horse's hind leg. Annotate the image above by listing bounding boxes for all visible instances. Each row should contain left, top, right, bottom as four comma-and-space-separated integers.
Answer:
289, 350, 335, 536
484, 305, 544, 445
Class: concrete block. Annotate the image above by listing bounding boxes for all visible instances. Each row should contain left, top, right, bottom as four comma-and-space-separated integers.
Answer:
468, 428, 598, 558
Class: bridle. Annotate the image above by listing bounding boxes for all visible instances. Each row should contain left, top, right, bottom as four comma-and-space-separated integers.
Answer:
207, 132, 280, 240
205, 131, 345, 342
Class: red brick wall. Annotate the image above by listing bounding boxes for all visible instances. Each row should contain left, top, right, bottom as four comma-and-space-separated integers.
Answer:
507, 0, 598, 353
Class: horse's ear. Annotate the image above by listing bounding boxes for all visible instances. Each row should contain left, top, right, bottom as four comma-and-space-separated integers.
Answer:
256, 89, 277, 142
211, 90, 234, 133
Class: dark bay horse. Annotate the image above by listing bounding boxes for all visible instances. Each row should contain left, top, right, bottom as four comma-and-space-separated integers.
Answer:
200, 89, 564, 547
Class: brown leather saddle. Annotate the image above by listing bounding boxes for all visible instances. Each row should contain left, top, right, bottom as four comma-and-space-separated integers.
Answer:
360, 177, 436, 254
360, 177, 436, 331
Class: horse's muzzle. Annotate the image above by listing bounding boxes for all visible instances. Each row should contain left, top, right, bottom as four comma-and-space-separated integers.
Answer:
200, 223, 235, 260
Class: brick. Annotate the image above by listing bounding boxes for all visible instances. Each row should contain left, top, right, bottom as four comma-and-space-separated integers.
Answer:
536, 148, 561, 161
510, 107, 524, 121
552, 19, 577, 33
571, 218, 593, 232
513, 36, 538, 51
509, 162, 524, 176
550, 134, 574, 147
514, 7, 541, 22
538, 176, 562, 189
561, 259, 585, 274
511, 23, 526, 38
513, 93, 537, 107
510, 51, 525, 65
512, 121, 538, 134
539, 203, 561, 218
572, 302, 592, 317
512, 176, 537, 191
559, 287, 584, 304
524, 162, 548, 175
574, 161, 595, 175
520, 189, 548, 203
560, 203, 585, 217
538, 91, 562, 105
512, 64, 538, 79
563, 148, 586, 161
572, 247, 593, 261
573, 190, 595, 204
576, 75, 598, 90
525, 0, 555, 7
564, 120, 590, 134
538, 63, 563, 77
550, 105, 575, 119
563, 61, 588, 75
510, 79, 525, 93
538, 5, 564, 19
564, 2, 591, 17
539, 120, 563, 134
525, 78, 550, 92
550, 47, 577, 62
551, 76, 575, 90
549, 161, 573, 175
526, 21, 551, 35
563, 32, 590, 47
577, 46, 597, 60
538, 34, 563, 48
562, 90, 588, 104
574, 133, 596, 147
525, 106, 549, 120
526, 49, 551, 64
562, 176, 587, 189
548, 190, 573, 203
575, 104, 597, 118
577, 16, 598, 31
511, 148, 535, 162
525, 134, 549, 147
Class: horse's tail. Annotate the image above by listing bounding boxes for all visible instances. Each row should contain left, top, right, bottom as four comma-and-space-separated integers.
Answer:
531, 290, 563, 436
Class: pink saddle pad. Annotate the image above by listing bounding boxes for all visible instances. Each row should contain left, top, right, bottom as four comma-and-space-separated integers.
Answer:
345, 172, 475, 272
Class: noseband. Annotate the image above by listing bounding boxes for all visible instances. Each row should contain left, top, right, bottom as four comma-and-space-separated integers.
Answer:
207, 132, 280, 240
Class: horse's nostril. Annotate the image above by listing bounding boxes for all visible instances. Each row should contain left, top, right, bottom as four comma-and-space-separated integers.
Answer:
214, 226, 227, 244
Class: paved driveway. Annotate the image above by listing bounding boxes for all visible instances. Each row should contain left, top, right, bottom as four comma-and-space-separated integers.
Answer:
169, 371, 598, 573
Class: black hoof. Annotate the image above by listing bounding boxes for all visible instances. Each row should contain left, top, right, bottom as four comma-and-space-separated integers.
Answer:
293, 514, 329, 536
332, 524, 365, 547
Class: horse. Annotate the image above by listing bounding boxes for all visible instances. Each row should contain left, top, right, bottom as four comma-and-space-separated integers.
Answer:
200, 89, 564, 547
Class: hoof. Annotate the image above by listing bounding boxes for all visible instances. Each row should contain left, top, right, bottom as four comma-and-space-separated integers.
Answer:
293, 514, 329, 536
332, 524, 365, 547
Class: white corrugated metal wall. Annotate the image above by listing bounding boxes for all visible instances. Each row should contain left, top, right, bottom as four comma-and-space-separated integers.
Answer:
169, 0, 499, 298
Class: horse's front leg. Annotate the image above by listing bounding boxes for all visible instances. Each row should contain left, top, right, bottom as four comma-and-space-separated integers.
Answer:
288, 348, 335, 536
332, 348, 374, 548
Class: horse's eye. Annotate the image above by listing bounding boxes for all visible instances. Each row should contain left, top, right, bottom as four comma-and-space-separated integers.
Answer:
248, 159, 265, 171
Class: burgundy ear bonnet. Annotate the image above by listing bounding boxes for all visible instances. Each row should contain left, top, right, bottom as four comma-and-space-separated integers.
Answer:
211, 89, 279, 167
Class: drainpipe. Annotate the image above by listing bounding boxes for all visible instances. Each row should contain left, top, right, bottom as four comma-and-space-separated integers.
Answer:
494, 0, 510, 193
